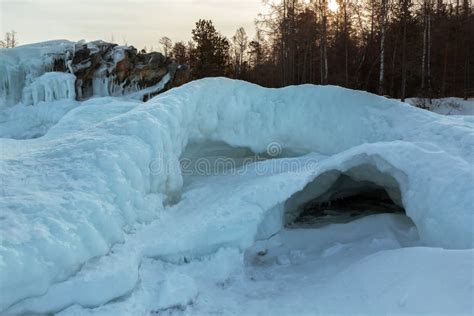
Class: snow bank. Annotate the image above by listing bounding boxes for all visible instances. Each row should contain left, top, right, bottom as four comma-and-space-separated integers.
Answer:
1, 78, 473, 313
0, 99, 79, 139
406, 97, 474, 116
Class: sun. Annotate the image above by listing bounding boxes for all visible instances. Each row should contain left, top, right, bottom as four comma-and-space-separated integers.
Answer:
328, 0, 340, 12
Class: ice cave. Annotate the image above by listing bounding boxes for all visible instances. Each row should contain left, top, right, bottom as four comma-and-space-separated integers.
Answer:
285, 166, 407, 226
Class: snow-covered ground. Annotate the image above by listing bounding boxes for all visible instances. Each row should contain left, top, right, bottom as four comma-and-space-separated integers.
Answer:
406, 97, 474, 116
58, 214, 472, 315
0, 70, 473, 314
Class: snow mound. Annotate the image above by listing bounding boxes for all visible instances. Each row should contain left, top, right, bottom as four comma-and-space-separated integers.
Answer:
0, 99, 79, 139
0, 78, 473, 313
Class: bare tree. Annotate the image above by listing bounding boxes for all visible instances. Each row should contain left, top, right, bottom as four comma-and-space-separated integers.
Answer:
135, 1, 473, 99
342, 0, 350, 87
232, 27, 249, 78
462, 0, 470, 100
121, 35, 128, 46
421, 0, 432, 103
0, 30, 19, 48
159, 36, 173, 58
378, 0, 388, 95
400, 0, 411, 101
319, 0, 328, 85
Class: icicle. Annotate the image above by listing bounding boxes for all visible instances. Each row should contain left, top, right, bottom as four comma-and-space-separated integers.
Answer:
21, 72, 76, 106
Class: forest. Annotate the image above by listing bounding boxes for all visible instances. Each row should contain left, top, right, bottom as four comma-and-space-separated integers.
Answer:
165, 0, 473, 101
2, 0, 472, 100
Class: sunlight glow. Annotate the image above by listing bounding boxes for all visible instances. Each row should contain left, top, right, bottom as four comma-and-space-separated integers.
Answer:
328, 0, 340, 12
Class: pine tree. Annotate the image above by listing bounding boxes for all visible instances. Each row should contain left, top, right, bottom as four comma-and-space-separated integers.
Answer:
171, 41, 188, 65
191, 19, 230, 78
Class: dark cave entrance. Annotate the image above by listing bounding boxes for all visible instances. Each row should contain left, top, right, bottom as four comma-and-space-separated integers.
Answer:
284, 168, 408, 228
289, 184, 406, 228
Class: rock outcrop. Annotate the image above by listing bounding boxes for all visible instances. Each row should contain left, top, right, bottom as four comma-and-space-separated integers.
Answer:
0, 40, 190, 107
56, 41, 190, 101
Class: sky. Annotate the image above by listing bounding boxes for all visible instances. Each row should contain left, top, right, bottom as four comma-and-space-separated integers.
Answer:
0, 0, 266, 50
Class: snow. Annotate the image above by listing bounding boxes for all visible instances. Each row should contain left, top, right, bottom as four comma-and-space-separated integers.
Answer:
56, 215, 473, 315
0, 77, 473, 314
0, 99, 79, 139
406, 97, 474, 116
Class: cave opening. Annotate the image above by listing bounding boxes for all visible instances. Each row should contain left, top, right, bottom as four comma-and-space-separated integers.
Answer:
288, 182, 405, 228
284, 166, 409, 229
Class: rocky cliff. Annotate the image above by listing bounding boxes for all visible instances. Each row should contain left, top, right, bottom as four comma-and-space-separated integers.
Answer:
0, 40, 190, 106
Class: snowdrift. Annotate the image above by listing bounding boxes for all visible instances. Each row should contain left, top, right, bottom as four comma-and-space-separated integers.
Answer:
0, 78, 473, 313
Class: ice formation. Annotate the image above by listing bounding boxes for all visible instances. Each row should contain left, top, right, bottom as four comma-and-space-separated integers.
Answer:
21, 72, 76, 105
0, 40, 74, 107
0, 40, 181, 108
0, 77, 473, 314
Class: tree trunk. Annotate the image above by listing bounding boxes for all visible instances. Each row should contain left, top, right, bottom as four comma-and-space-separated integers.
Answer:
421, 1, 427, 93
400, 0, 408, 102
427, 3, 432, 103
441, 42, 448, 97
320, 0, 328, 85
344, 0, 349, 87
462, 0, 470, 100
378, 0, 387, 95
390, 34, 399, 97
464, 55, 469, 100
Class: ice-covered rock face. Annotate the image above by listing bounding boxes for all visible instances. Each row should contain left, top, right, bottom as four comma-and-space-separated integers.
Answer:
21, 72, 76, 105
0, 78, 473, 314
0, 40, 189, 107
